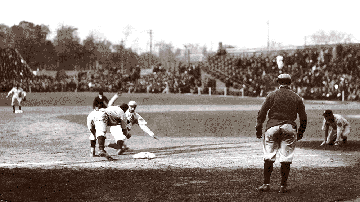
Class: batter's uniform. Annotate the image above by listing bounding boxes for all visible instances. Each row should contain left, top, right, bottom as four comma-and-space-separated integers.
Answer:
256, 75, 307, 193
321, 114, 350, 145
7, 87, 26, 107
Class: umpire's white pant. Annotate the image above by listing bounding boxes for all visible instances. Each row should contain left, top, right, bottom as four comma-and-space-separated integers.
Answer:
110, 125, 127, 142
263, 124, 297, 163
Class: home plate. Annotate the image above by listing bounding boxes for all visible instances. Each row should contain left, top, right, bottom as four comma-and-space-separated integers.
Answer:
15, 110, 23, 113
133, 152, 156, 159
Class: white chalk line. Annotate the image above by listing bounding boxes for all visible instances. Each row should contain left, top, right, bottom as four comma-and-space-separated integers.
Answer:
0, 152, 354, 167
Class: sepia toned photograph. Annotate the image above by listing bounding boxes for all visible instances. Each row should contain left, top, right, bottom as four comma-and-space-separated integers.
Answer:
0, 0, 360, 201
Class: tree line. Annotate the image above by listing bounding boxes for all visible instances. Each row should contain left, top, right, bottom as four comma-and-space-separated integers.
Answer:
0, 21, 165, 73
0, 21, 213, 74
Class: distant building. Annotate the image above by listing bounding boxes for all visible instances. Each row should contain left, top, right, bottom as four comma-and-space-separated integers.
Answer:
225, 43, 360, 58
176, 49, 205, 63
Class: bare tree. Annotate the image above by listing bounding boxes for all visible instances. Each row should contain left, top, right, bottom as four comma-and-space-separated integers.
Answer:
155, 41, 178, 69
308, 30, 356, 45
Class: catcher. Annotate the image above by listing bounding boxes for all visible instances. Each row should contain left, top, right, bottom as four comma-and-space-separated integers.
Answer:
320, 110, 350, 146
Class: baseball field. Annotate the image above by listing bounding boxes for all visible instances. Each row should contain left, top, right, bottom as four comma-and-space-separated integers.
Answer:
0, 92, 360, 202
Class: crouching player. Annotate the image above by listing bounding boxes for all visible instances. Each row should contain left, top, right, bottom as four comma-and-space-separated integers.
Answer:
87, 103, 113, 160
320, 110, 350, 146
87, 92, 129, 160
6, 84, 27, 113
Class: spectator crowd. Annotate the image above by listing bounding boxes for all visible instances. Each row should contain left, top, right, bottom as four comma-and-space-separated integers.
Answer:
206, 43, 360, 101
2, 44, 360, 101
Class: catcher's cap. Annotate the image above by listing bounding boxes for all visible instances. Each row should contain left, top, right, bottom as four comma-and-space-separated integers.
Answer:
128, 101, 137, 106
277, 74, 292, 85
323, 110, 333, 116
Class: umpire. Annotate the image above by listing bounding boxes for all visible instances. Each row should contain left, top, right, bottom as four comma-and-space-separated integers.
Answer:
93, 90, 109, 110
255, 73, 307, 193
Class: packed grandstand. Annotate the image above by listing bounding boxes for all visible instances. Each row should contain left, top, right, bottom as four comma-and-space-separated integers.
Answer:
1, 43, 360, 101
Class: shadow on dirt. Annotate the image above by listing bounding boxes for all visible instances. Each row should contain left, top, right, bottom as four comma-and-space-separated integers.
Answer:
107, 141, 249, 156
297, 140, 360, 152
1, 163, 359, 202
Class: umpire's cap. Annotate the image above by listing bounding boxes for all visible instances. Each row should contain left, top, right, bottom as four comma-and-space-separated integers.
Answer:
98, 90, 103, 96
323, 110, 333, 117
277, 74, 292, 85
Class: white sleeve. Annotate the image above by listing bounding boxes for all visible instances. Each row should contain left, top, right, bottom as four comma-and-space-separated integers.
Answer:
321, 118, 327, 131
108, 94, 119, 107
7, 88, 14, 97
139, 124, 154, 137
136, 113, 147, 125
87, 112, 93, 131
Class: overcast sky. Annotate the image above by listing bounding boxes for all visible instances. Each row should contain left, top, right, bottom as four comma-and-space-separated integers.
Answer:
1, 0, 359, 54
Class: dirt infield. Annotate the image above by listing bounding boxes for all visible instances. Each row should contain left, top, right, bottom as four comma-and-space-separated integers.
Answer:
1, 98, 360, 201
1, 104, 359, 170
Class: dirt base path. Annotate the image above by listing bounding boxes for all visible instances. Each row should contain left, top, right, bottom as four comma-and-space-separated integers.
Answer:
0, 104, 359, 170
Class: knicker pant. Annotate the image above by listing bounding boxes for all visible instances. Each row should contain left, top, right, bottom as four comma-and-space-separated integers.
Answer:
263, 124, 297, 163
110, 125, 127, 142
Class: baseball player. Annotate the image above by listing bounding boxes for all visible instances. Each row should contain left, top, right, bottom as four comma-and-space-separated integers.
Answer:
86, 92, 129, 160
256, 74, 307, 193
108, 100, 158, 155
6, 84, 27, 113
87, 103, 110, 158
320, 110, 350, 146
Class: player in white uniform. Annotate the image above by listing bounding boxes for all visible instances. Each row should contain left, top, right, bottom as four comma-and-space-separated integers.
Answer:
122, 101, 158, 153
320, 110, 350, 146
86, 92, 129, 160
107, 100, 159, 154
6, 84, 27, 113
87, 103, 108, 157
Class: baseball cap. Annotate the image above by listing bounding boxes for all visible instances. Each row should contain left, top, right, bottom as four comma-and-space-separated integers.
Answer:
323, 110, 333, 116
99, 91, 103, 95
277, 74, 291, 80
128, 101, 137, 106
277, 74, 292, 85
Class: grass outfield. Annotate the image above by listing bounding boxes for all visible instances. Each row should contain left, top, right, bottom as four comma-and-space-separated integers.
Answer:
1, 93, 360, 202
0, 92, 268, 106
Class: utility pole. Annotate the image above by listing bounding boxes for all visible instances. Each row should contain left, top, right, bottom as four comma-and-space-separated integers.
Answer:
149, 30, 152, 69
121, 39, 124, 74
267, 20, 270, 52
188, 49, 191, 65
184, 45, 188, 63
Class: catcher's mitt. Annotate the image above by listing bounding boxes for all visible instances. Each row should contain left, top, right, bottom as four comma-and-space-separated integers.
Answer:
126, 133, 132, 139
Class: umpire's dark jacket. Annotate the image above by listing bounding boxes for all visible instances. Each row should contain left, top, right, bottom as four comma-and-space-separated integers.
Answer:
93, 96, 109, 109
256, 86, 307, 133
